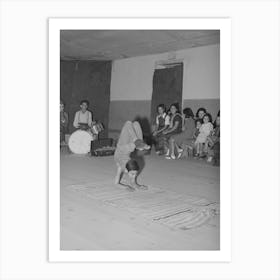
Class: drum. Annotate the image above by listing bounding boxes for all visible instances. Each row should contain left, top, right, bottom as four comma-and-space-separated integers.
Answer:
68, 130, 93, 154
91, 122, 104, 135
78, 123, 90, 130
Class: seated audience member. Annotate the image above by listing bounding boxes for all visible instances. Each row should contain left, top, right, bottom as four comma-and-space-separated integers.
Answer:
166, 107, 196, 159
205, 111, 220, 164
73, 100, 93, 129
152, 104, 170, 154
193, 118, 202, 138
162, 103, 183, 158
194, 113, 213, 158
60, 100, 69, 144
195, 107, 207, 120
183, 118, 202, 157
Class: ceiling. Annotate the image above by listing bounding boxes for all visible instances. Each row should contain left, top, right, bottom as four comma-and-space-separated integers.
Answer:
60, 30, 219, 61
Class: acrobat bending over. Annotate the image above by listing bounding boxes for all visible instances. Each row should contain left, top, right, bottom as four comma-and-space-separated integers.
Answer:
114, 121, 150, 191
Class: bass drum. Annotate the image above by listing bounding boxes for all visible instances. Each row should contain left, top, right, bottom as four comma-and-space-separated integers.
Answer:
68, 130, 93, 154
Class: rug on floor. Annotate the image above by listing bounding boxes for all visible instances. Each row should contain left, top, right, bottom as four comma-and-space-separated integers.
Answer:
66, 181, 219, 230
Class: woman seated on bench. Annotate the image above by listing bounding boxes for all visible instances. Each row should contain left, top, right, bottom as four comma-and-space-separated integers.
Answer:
161, 103, 183, 159
166, 107, 196, 159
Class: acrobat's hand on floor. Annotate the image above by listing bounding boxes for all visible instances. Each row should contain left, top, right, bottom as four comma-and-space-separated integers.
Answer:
115, 182, 135, 192
132, 183, 148, 190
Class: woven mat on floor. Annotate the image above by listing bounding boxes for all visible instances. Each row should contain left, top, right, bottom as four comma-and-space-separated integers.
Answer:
67, 181, 219, 230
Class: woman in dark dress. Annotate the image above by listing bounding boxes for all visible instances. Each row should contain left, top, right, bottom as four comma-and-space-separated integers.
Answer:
167, 107, 196, 159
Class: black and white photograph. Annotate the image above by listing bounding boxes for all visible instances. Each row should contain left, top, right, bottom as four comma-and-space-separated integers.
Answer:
58, 27, 222, 252
1, 0, 280, 279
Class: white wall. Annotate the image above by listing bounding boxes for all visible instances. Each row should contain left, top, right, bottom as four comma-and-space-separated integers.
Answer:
110, 44, 220, 101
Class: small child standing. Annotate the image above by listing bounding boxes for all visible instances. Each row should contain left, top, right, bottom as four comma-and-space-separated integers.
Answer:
194, 119, 202, 138
114, 121, 150, 191
189, 118, 202, 156
194, 113, 213, 157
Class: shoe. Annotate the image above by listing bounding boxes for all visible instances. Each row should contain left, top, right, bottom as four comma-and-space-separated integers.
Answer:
165, 154, 176, 160
177, 150, 183, 159
207, 156, 213, 162
199, 154, 207, 159
135, 139, 150, 151
143, 144, 151, 150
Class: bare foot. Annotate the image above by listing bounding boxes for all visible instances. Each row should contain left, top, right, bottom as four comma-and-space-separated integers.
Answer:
134, 140, 151, 151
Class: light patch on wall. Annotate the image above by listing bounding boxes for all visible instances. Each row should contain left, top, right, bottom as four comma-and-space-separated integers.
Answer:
110, 44, 219, 101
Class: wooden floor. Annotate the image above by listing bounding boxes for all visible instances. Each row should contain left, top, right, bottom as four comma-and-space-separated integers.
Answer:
60, 151, 220, 250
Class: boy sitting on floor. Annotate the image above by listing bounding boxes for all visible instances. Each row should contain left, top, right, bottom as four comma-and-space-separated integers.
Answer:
114, 121, 150, 191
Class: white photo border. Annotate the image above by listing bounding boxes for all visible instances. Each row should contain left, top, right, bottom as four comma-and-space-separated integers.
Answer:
49, 18, 231, 262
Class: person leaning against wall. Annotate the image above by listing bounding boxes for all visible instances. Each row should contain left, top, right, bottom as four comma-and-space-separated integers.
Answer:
60, 100, 69, 144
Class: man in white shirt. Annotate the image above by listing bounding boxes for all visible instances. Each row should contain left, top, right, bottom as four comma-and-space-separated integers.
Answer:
73, 100, 93, 129
152, 104, 170, 136
152, 104, 170, 154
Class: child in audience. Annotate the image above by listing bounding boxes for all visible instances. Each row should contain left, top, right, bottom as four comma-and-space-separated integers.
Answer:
152, 104, 170, 154
194, 113, 213, 158
114, 121, 150, 191
187, 118, 202, 156
194, 119, 202, 138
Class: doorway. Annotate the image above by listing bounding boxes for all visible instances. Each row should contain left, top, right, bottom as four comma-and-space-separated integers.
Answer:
150, 63, 183, 124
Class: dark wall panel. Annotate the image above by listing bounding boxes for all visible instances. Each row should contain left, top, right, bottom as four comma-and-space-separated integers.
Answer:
60, 60, 112, 137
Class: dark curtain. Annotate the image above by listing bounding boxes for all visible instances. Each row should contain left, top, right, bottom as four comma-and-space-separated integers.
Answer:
60, 60, 112, 138
150, 64, 183, 123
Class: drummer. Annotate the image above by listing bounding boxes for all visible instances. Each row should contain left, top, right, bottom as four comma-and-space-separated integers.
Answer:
73, 99, 93, 130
